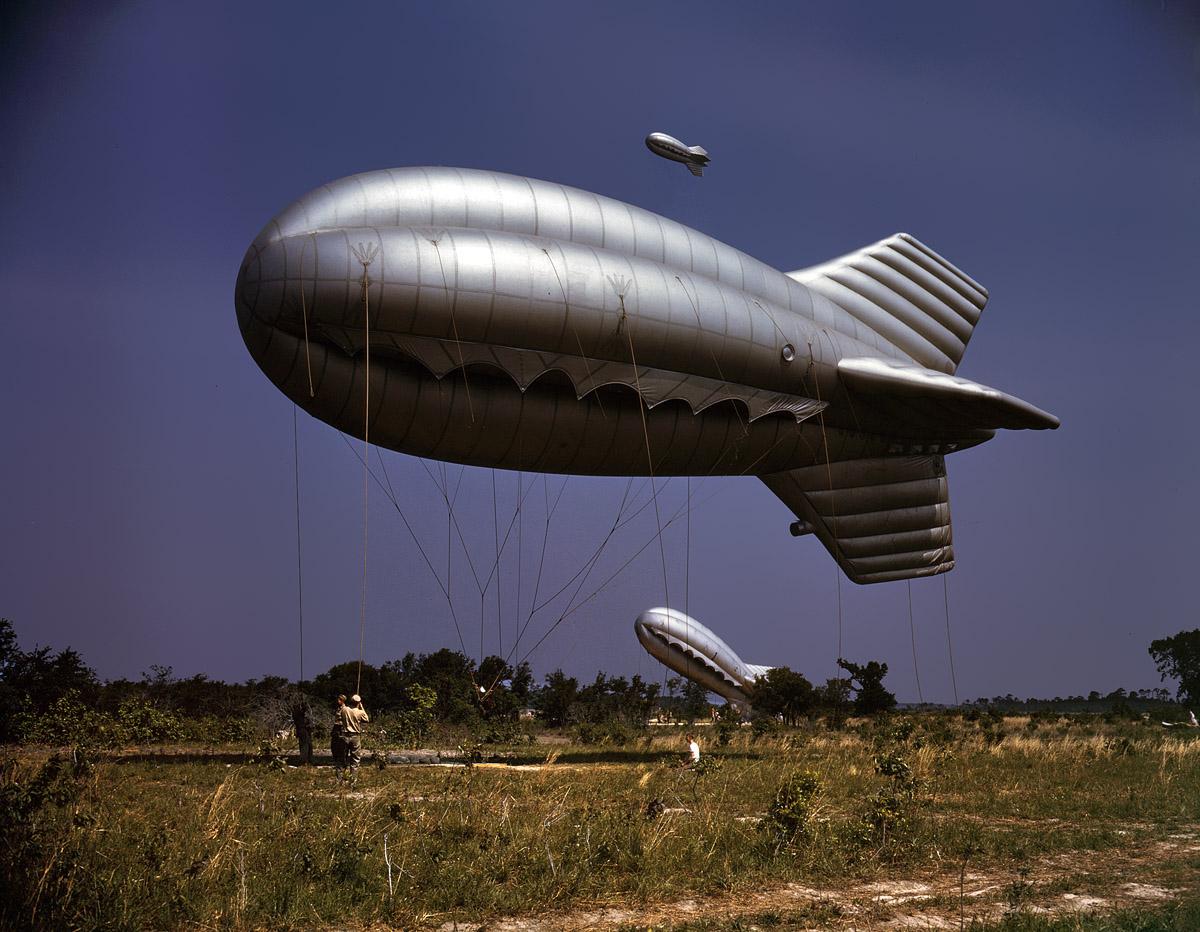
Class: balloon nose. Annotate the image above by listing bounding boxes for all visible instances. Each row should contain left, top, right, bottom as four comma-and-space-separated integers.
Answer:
235, 242, 263, 329
235, 235, 301, 335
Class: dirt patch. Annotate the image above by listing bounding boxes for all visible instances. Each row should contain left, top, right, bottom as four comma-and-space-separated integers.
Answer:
455, 829, 1200, 931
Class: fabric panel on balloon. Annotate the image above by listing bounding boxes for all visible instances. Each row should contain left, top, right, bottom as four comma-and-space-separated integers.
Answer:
786, 233, 987, 375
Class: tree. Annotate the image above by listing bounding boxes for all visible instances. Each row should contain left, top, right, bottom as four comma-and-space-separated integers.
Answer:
679, 679, 710, 724
0, 619, 100, 743
571, 672, 660, 725
395, 684, 437, 747
816, 676, 852, 713
535, 670, 578, 727
510, 661, 534, 705
752, 667, 816, 725
1149, 630, 1200, 703
409, 649, 479, 723
837, 658, 896, 714
477, 655, 519, 720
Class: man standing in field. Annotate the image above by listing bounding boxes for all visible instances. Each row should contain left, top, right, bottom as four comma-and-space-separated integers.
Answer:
331, 694, 349, 777
338, 693, 370, 782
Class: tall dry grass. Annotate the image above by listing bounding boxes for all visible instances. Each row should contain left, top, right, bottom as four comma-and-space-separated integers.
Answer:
2, 715, 1198, 929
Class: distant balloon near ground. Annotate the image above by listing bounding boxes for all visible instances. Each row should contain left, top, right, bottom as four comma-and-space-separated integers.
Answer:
235, 167, 1057, 584
635, 608, 770, 713
645, 132, 710, 176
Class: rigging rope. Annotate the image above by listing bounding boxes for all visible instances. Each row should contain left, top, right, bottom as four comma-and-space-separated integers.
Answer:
943, 574, 960, 705
352, 243, 379, 695
492, 469, 502, 658
430, 234, 474, 422
507, 477, 635, 666
298, 234, 315, 398
543, 247, 606, 419
808, 345, 843, 666
625, 326, 671, 612
908, 580, 924, 703
515, 476, 710, 664
515, 419, 768, 681
685, 474, 692, 685
673, 280, 705, 689
417, 455, 540, 676
344, 437, 470, 657
516, 471, 523, 668
293, 405, 305, 682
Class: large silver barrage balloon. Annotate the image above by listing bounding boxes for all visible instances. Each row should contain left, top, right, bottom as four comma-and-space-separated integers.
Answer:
235, 167, 1057, 584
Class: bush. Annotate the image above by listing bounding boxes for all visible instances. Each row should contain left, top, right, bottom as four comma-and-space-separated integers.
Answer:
859, 751, 920, 848
14, 691, 116, 747
575, 722, 631, 746
751, 715, 780, 740
762, 770, 822, 846
114, 698, 184, 744
0, 750, 92, 927
393, 684, 437, 748
12, 691, 238, 748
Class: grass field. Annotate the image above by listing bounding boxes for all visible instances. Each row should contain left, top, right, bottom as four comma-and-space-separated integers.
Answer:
4, 715, 1200, 930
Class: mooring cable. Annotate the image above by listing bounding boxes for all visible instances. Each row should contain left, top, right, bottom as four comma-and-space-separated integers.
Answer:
908, 579, 924, 704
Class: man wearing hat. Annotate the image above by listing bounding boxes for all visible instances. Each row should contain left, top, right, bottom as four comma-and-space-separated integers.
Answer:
335, 693, 370, 781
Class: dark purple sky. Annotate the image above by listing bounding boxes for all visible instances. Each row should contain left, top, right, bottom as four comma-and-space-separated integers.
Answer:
2, 2, 1198, 702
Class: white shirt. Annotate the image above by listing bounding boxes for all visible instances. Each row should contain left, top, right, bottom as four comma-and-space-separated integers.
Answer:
688, 740, 701, 763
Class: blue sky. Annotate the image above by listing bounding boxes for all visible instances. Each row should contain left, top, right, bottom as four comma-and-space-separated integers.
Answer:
2, 1, 1198, 701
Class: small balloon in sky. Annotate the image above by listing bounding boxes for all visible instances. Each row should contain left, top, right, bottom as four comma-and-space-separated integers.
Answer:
645, 132, 710, 176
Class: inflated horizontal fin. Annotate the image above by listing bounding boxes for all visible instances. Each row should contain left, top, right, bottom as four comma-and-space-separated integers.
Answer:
839, 356, 1059, 431
761, 454, 954, 585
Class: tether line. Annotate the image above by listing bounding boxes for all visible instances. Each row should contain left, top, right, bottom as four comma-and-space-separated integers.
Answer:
493, 469, 502, 658
908, 580, 924, 703
625, 325, 671, 612
293, 405, 305, 682
809, 349, 843, 666
507, 477, 635, 667
341, 437, 469, 657
943, 574, 960, 705
352, 241, 378, 695
516, 477, 708, 663
297, 234, 316, 398
429, 233, 474, 422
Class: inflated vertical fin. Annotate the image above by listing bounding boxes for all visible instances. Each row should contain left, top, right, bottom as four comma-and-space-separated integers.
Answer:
786, 233, 988, 374
687, 162, 704, 176
760, 455, 953, 584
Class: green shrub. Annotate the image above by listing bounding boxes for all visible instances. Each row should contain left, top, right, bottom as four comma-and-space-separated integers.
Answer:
14, 691, 116, 746
0, 750, 92, 927
114, 698, 184, 744
762, 769, 822, 846
751, 715, 780, 740
575, 721, 631, 746
393, 684, 437, 748
859, 751, 920, 848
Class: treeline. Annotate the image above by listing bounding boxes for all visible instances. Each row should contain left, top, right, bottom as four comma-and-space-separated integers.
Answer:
967, 689, 1178, 717
0, 617, 903, 745
0, 619, 712, 745
5, 615, 1186, 747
